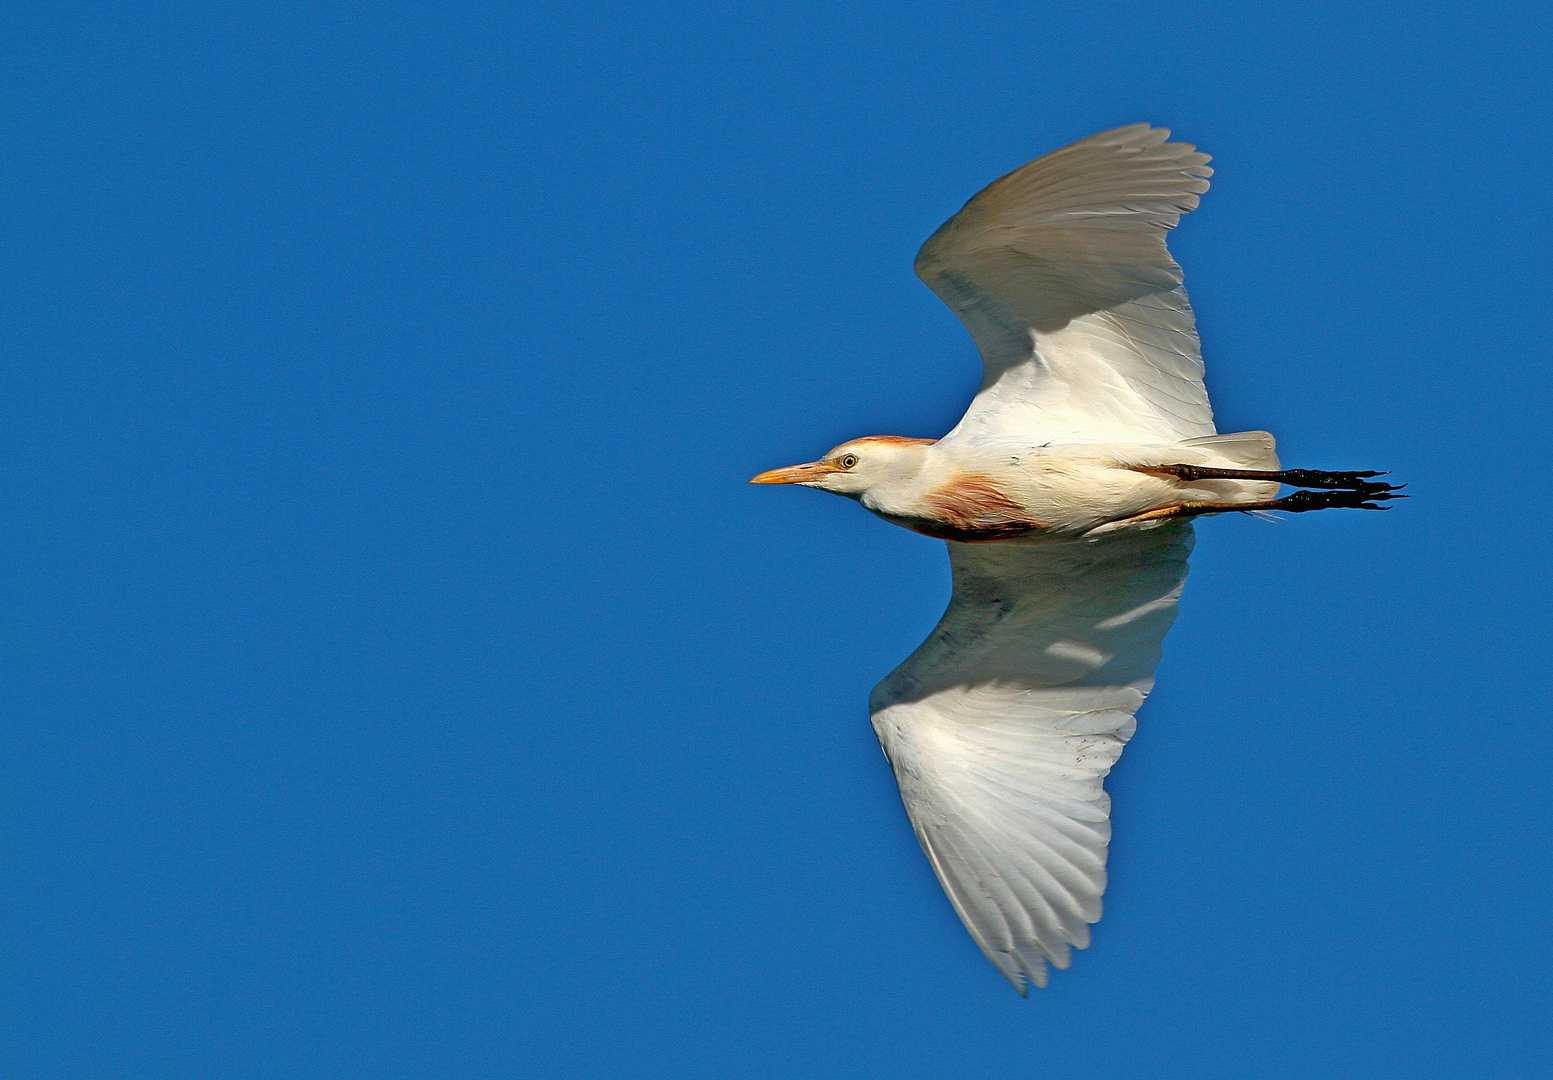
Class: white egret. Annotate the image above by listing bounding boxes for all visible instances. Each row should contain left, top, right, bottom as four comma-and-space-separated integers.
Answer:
752, 124, 1400, 993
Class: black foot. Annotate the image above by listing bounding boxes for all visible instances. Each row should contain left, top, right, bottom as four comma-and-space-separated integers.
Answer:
1269, 488, 1408, 513
1277, 469, 1404, 495
1163, 464, 1405, 495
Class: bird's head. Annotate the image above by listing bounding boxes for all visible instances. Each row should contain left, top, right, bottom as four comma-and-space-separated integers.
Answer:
749, 436, 935, 498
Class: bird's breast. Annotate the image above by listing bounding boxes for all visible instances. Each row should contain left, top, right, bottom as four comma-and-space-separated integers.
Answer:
868, 472, 1046, 543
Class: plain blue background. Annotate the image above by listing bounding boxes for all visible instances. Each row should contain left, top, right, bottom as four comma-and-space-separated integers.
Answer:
2, 1, 1549, 1076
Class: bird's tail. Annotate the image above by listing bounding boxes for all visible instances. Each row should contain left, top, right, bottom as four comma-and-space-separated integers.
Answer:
1177, 430, 1280, 471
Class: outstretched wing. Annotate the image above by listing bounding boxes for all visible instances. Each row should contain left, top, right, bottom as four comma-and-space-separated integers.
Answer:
870, 526, 1193, 992
916, 124, 1217, 445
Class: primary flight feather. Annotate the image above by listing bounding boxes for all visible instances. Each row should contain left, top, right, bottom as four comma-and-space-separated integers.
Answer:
751, 124, 1401, 993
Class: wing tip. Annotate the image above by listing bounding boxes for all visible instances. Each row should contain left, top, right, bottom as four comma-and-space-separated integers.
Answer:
1088, 122, 1214, 176
999, 955, 1049, 995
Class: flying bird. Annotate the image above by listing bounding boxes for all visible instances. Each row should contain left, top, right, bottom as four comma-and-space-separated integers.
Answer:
751, 124, 1401, 993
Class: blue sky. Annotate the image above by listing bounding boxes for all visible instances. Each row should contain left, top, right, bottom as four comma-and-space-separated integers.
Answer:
2, 1, 1550, 1077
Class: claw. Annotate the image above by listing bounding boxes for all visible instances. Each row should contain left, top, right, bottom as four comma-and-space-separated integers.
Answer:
1281, 468, 1403, 492
1272, 487, 1405, 513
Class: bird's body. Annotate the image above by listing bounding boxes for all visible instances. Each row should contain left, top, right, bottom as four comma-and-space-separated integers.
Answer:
752, 124, 1399, 993
768, 434, 1282, 541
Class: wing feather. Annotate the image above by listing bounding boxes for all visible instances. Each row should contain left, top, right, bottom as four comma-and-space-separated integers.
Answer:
870, 525, 1193, 992
916, 124, 1216, 444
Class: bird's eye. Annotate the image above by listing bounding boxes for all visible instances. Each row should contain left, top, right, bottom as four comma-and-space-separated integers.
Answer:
838, 454, 859, 469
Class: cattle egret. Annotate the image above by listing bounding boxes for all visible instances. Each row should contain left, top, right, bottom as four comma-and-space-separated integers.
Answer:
751, 124, 1401, 993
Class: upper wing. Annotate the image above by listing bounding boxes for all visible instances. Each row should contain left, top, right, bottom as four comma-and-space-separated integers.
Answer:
916, 124, 1217, 445
870, 525, 1193, 992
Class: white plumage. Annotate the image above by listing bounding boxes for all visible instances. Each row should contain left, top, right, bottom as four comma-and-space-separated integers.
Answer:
919, 123, 1214, 447
752, 125, 1400, 992
871, 524, 1190, 991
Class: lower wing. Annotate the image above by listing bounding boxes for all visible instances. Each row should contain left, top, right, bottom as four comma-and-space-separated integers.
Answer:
869, 524, 1193, 992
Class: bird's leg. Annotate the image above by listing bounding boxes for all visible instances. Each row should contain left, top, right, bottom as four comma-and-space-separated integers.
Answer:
1119, 464, 1409, 524
1140, 464, 1404, 496
1118, 486, 1406, 525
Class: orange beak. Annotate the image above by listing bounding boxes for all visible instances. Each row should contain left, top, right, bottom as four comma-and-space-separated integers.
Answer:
749, 461, 842, 485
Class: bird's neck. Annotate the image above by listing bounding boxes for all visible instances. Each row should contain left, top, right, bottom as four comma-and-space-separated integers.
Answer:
856, 445, 940, 517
